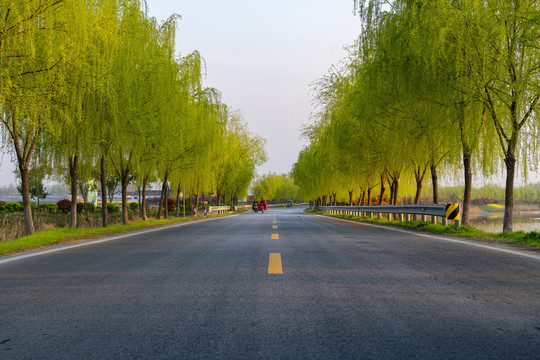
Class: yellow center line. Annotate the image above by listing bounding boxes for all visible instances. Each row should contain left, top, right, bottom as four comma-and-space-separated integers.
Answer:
271, 233, 279, 239
268, 253, 283, 274
272, 225, 278, 229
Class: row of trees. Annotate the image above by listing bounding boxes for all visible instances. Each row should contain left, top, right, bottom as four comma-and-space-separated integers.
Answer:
0, 0, 266, 235
293, 0, 540, 231
251, 173, 301, 203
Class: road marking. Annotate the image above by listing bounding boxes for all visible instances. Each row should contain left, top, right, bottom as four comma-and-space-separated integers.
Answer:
272, 225, 278, 229
317, 215, 540, 261
271, 233, 279, 239
268, 253, 283, 274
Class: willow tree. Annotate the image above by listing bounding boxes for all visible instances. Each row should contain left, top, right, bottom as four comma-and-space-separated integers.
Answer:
213, 111, 266, 205
473, 1, 540, 232
0, 0, 74, 234
48, 0, 115, 228
109, 0, 165, 224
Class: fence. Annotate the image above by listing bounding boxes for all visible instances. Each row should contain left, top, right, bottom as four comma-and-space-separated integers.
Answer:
317, 204, 461, 228
204, 206, 230, 216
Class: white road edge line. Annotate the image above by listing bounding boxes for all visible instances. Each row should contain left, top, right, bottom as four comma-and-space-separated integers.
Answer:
317, 214, 540, 261
0, 216, 233, 266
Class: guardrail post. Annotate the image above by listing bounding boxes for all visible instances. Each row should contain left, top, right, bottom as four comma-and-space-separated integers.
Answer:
431, 215, 437, 224
421, 214, 426, 222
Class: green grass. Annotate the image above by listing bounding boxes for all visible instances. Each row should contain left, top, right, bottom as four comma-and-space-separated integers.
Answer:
306, 210, 540, 248
0, 215, 228, 255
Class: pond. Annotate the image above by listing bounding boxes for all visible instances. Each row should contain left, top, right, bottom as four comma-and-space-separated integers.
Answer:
469, 211, 540, 233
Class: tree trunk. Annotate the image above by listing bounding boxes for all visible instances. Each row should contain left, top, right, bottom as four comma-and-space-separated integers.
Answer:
389, 179, 395, 205
367, 188, 372, 206
503, 154, 516, 232
157, 170, 169, 219
121, 172, 129, 225
69, 154, 78, 228
462, 153, 473, 226
348, 190, 354, 206
414, 166, 427, 205
378, 175, 385, 205
19, 167, 35, 235
10, 105, 38, 235
142, 175, 148, 221
393, 177, 399, 205
100, 156, 108, 227
175, 181, 181, 217
430, 164, 439, 205
414, 180, 423, 205
195, 179, 201, 216
361, 190, 366, 206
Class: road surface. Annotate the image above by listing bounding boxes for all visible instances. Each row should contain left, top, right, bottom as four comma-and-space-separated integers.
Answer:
1, 207, 539, 359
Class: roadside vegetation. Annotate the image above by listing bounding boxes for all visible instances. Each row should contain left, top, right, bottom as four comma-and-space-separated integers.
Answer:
294, 0, 540, 233
0, 214, 232, 256
0, 0, 266, 238
308, 209, 540, 248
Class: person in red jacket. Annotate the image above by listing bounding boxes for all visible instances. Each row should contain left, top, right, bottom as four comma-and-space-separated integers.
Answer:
259, 198, 267, 212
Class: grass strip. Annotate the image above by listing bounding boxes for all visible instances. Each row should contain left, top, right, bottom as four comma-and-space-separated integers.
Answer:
0, 215, 228, 256
307, 210, 540, 248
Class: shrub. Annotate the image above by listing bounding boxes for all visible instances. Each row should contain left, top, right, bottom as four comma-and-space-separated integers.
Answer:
0, 201, 6, 211
107, 203, 120, 213
47, 202, 58, 212
76, 202, 95, 213
56, 199, 71, 213
31, 203, 38, 211
129, 202, 138, 212
85, 203, 96, 213
5, 202, 24, 212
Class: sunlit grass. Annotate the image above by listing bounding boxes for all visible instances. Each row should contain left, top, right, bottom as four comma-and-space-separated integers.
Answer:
307, 209, 540, 248
0, 215, 227, 255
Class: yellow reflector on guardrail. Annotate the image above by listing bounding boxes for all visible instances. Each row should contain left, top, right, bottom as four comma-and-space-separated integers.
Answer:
445, 203, 460, 220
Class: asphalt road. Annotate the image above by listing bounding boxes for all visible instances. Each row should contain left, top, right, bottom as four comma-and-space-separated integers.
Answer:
1, 207, 539, 359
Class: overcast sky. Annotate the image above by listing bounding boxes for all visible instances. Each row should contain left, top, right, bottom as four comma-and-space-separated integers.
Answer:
0, 0, 361, 186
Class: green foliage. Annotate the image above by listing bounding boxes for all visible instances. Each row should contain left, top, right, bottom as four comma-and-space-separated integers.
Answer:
38, 203, 58, 213
0, 0, 267, 234
0, 201, 5, 211
76, 202, 96, 213
107, 203, 120, 214
5, 202, 24, 212
129, 203, 139, 212
295, 0, 540, 232
252, 173, 300, 202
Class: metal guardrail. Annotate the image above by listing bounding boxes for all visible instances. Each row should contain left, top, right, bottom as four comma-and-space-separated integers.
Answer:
317, 204, 460, 227
205, 206, 230, 216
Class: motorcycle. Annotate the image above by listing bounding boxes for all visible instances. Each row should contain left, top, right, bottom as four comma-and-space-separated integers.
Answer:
252, 202, 259, 213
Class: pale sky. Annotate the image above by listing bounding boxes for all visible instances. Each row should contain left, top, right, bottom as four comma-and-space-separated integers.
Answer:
0, 0, 361, 186
147, 0, 361, 177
